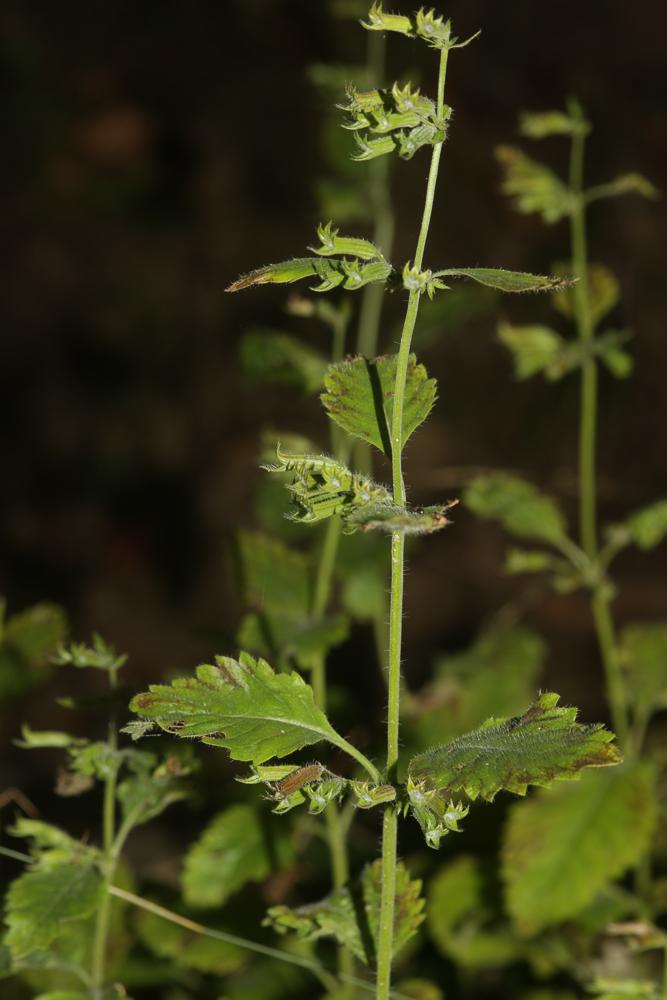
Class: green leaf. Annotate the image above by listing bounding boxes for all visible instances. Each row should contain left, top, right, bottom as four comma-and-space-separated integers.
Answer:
497, 322, 567, 380
622, 499, 667, 550
262, 448, 392, 528
116, 750, 190, 828
266, 859, 425, 966
337, 533, 387, 622
434, 266, 571, 293
321, 354, 437, 455
502, 763, 656, 934
585, 173, 659, 206
9, 818, 98, 865
310, 221, 383, 261
621, 622, 667, 722
409, 624, 546, 750
4, 862, 103, 958
0, 601, 67, 698
427, 855, 483, 944
182, 804, 291, 908
519, 109, 586, 138
408, 692, 620, 804
54, 634, 126, 673
590, 982, 658, 1000
14, 725, 85, 750
33, 993, 92, 1000
495, 146, 575, 223
135, 907, 246, 975
395, 981, 444, 1000
239, 331, 327, 395
237, 531, 310, 618
552, 262, 620, 328
464, 473, 569, 546
129, 651, 374, 774
344, 501, 455, 535
226, 257, 392, 294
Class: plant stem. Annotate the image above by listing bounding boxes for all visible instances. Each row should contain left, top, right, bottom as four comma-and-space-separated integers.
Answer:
569, 126, 629, 747
91, 668, 120, 997
376, 46, 449, 1000
108, 885, 413, 999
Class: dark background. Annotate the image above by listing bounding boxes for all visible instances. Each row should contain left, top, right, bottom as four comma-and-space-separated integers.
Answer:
1, 0, 666, 876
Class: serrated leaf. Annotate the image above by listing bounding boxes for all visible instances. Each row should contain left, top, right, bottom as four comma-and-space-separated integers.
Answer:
519, 109, 585, 138
54, 634, 126, 673
464, 473, 569, 546
409, 624, 546, 750
497, 322, 567, 380
4, 862, 103, 958
552, 262, 620, 328
495, 146, 575, 223
182, 804, 291, 908
239, 331, 327, 395
435, 267, 571, 293
621, 622, 667, 721
266, 859, 424, 965
503, 764, 656, 934
130, 651, 370, 771
9, 819, 97, 866
135, 907, 246, 975
408, 692, 620, 803
321, 354, 437, 455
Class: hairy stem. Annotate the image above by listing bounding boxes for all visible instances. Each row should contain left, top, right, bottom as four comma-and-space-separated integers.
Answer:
376, 46, 449, 1000
569, 126, 629, 747
91, 668, 120, 996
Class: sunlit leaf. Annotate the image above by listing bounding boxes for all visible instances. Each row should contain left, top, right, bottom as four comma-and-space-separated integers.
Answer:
321, 354, 437, 455
502, 764, 656, 934
182, 804, 291, 908
495, 146, 575, 223
240, 331, 327, 395
408, 692, 620, 803
464, 473, 569, 546
226, 257, 392, 294
129, 651, 367, 769
266, 859, 424, 965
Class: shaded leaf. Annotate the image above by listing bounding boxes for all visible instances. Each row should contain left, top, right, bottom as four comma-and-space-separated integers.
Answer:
497, 322, 567, 380
129, 651, 370, 771
623, 499, 667, 550
4, 862, 103, 958
434, 266, 571, 294
409, 624, 546, 750
321, 354, 437, 455
237, 531, 310, 618
395, 981, 443, 1000
0, 600, 67, 698
135, 907, 246, 975
495, 146, 575, 223
621, 622, 667, 722
240, 331, 327, 395
552, 262, 620, 328
337, 533, 388, 622
464, 473, 569, 546
502, 764, 656, 934
182, 804, 291, 908
266, 859, 424, 965
408, 692, 620, 803
585, 173, 659, 206
54, 634, 126, 673
116, 750, 191, 829
519, 109, 586, 138
427, 855, 483, 945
